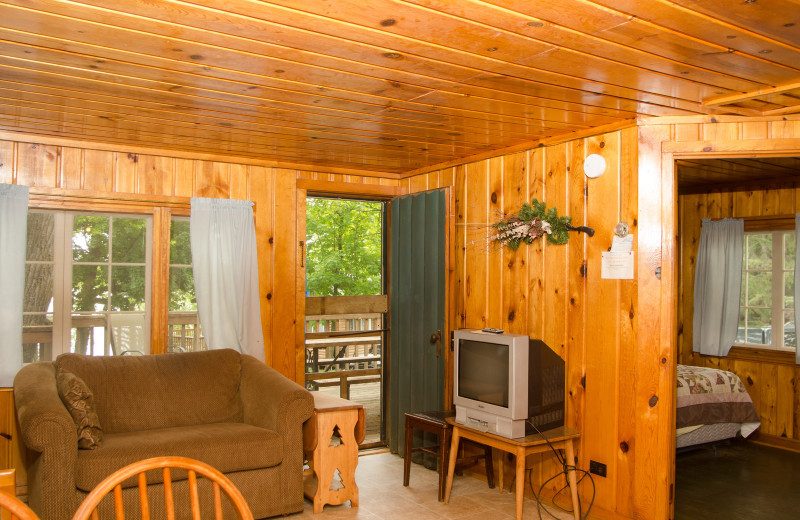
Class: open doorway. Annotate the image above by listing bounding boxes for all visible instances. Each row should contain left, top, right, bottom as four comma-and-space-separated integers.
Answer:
673, 156, 800, 519
303, 196, 387, 447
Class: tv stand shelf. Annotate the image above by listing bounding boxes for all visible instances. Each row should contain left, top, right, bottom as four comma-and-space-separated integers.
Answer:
444, 418, 581, 520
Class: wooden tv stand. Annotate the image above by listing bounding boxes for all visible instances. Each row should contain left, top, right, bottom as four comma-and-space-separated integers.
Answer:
444, 417, 581, 520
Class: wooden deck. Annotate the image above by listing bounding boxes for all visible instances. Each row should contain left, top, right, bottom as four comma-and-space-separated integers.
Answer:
317, 381, 382, 445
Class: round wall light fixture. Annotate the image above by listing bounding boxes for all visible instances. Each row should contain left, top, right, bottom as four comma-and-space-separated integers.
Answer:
584, 153, 606, 178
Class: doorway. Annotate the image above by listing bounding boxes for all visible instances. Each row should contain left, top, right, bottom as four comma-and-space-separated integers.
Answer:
673, 155, 800, 518
303, 196, 387, 447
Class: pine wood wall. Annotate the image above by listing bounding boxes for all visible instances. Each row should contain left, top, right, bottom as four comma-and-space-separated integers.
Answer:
0, 137, 400, 494
403, 126, 652, 519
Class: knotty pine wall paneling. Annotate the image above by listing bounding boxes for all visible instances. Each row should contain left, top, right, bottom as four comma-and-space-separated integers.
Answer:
405, 126, 645, 518
0, 138, 400, 386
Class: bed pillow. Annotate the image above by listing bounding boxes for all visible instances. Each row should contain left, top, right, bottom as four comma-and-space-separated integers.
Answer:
56, 369, 104, 449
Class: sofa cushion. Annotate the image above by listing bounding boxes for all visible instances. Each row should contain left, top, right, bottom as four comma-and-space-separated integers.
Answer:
56, 369, 104, 449
74, 422, 283, 492
56, 349, 244, 434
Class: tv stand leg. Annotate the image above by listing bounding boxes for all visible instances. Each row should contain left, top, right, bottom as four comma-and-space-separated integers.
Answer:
515, 446, 525, 520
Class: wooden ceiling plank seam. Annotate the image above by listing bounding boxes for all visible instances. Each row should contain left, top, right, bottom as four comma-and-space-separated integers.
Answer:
2, 1, 723, 112
0, 34, 632, 135
584, 0, 800, 69
62, 0, 744, 103
0, 108, 457, 165
762, 105, 800, 117
0, 58, 587, 140
382, 0, 783, 90
0, 92, 480, 157
0, 80, 564, 150
0, 31, 628, 129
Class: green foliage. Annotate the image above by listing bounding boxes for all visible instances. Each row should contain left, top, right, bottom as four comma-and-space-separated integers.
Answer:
493, 198, 572, 250
305, 198, 383, 296
169, 220, 197, 311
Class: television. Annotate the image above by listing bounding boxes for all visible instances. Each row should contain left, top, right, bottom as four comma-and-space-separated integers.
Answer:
453, 329, 565, 438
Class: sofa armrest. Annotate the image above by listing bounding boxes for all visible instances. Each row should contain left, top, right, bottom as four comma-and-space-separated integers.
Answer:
14, 362, 79, 520
14, 362, 77, 453
239, 355, 314, 433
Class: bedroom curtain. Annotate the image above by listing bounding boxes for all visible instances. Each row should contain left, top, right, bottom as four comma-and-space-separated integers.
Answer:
0, 184, 29, 387
795, 214, 800, 364
693, 218, 744, 357
190, 198, 264, 362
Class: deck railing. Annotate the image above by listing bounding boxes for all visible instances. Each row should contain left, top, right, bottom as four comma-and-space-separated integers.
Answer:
304, 312, 383, 399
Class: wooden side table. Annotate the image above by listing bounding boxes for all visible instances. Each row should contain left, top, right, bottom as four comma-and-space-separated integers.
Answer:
303, 391, 366, 514
444, 418, 581, 520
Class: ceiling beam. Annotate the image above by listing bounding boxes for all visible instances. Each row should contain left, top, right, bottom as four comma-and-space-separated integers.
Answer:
702, 81, 800, 107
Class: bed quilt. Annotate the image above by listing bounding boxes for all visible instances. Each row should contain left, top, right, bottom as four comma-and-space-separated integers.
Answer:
676, 364, 760, 434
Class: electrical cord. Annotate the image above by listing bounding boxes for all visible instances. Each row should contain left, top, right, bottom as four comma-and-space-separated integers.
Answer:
524, 420, 597, 520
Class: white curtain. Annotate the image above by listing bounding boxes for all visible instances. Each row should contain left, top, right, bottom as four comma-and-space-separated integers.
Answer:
693, 218, 744, 357
0, 184, 29, 387
190, 198, 264, 361
795, 214, 800, 364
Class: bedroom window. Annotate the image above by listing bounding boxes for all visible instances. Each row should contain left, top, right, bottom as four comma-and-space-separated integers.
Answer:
736, 230, 795, 352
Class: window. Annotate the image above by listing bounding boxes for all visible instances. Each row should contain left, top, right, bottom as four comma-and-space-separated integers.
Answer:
167, 217, 204, 352
22, 210, 152, 362
736, 230, 795, 351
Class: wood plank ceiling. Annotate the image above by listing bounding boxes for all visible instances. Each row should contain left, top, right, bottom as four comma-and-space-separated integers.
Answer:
0, 0, 799, 177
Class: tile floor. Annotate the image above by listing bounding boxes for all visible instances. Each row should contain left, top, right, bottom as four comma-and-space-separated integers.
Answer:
288, 451, 579, 520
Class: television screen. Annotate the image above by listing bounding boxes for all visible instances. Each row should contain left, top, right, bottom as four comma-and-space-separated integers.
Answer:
457, 339, 509, 407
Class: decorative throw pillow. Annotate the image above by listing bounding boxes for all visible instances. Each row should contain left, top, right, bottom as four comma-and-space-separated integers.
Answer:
56, 369, 104, 449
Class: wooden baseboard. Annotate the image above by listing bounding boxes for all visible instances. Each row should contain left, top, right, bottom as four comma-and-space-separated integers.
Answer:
749, 432, 800, 453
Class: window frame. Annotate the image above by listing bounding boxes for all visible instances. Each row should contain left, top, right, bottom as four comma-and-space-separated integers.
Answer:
24, 209, 154, 359
735, 228, 795, 353
27, 192, 191, 358
717, 215, 797, 365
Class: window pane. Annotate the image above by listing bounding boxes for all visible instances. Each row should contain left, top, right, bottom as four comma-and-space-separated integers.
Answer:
785, 271, 794, 309
746, 271, 771, 307
745, 308, 771, 345
71, 314, 107, 355
746, 233, 771, 270
73, 216, 109, 263
23, 313, 53, 363
785, 232, 795, 271
72, 265, 109, 311
112, 217, 147, 263
169, 266, 196, 311
784, 310, 796, 348
170, 220, 192, 265
27, 213, 54, 261
24, 264, 53, 313
111, 266, 146, 311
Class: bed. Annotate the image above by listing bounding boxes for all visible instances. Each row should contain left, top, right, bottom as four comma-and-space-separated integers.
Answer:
676, 364, 761, 449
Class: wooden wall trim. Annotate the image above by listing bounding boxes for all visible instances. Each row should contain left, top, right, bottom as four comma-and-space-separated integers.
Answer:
750, 432, 800, 453
0, 131, 400, 179
663, 139, 800, 155
638, 114, 800, 126
297, 179, 403, 199
28, 187, 192, 212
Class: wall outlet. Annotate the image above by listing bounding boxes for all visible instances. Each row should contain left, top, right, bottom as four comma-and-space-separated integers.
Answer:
589, 460, 607, 478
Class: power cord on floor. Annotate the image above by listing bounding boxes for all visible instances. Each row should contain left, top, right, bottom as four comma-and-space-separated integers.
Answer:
524, 420, 596, 520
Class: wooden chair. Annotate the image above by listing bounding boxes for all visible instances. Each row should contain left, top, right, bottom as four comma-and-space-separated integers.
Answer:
71, 456, 254, 520
0, 491, 40, 520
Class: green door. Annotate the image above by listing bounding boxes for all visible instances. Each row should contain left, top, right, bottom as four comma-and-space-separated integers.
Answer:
388, 189, 446, 455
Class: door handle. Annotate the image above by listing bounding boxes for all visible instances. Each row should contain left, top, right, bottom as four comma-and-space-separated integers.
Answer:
430, 329, 442, 357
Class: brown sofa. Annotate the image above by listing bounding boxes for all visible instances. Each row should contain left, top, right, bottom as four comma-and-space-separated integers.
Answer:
14, 349, 314, 520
